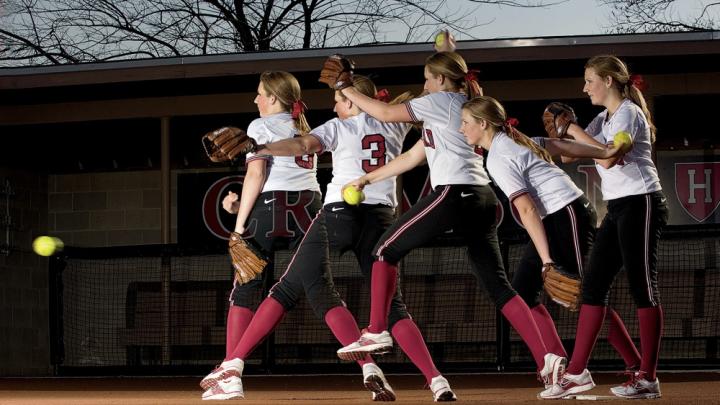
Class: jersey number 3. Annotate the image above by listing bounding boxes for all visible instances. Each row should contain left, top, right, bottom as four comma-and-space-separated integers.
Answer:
361, 134, 387, 173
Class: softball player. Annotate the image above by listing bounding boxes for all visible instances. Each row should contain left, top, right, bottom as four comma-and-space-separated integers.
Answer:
221, 71, 320, 367
335, 52, 566, 394
460, 96, 640, 384
540, 55, 668, 400
203, 71, 322, 400
201, 76, 409, 401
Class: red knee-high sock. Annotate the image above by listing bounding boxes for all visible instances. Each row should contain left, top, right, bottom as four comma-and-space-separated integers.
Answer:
325, 306, 373, 367
605, 309, 641, 369
228, 297, 285, 361
531, 304, 567, 357
368, 261, 397, 333
501, 295, 548, 370
567, 304, 606, 375
225, 306, 254, 358
391, 318, 440, 384
638, 306, 663, 380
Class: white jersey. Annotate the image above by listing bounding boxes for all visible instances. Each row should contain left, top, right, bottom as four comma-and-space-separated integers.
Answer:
486, 133, 583, 218
245, 112, 320, 193
586, 98, 662, 200
405, 92, 491, 188
311, 112, 410, 207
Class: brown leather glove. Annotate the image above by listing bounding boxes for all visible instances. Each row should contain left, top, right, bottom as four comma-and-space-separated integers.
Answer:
228, 232, 268, 284
319, 54, 355, 90
202, 127, 257, 163
542, 102, 578, 139
542, 262, 580, 311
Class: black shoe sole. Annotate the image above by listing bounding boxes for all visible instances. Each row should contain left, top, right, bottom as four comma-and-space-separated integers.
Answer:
364, 375, 396, 401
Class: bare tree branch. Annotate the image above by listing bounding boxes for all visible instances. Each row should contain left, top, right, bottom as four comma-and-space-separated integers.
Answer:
0, 0, 557, 66
600, 0, 719, 33
468, 0, 566, 7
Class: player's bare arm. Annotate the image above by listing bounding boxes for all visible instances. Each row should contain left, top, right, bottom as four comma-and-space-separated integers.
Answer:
255, 134, 322, 157
544, 135, 624, 167
563, 123, 626, 168
341, 87, 413, 123
345, 139, 426, 191
556, 122, 603, 163
234, 159, 267, 235
512, 193, 553, 265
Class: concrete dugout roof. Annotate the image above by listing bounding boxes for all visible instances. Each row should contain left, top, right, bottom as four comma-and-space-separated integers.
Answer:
1, 31, 719, 90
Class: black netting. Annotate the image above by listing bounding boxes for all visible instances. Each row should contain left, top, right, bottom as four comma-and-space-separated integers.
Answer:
54, 228, 720, 373
508, 235, 720, 366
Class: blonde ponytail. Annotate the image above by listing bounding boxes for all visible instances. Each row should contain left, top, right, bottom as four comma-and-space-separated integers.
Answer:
463, 96, 553, 163
425, 52, 481, 97
626, 82, 656, 142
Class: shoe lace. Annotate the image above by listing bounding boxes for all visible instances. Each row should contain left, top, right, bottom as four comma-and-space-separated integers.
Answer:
357, 328, 384, 344
619, 371, 646, 387
537, 371, 550, 385
357, 335, 373, 344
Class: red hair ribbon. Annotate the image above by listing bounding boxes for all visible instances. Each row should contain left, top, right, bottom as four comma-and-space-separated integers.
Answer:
291, 100, 308, 119
465, 69, 480, 83
374, 88, 391, 102
505, 117, 519, 127
629, 74, 647, 92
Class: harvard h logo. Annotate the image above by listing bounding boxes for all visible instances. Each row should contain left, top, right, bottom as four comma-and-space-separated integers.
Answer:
675, 163, 720, 222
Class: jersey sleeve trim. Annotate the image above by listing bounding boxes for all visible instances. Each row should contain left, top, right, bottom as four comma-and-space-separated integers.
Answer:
508, 189, 529, 202
405, 102, 420, 123
245, 155, 271, 165
308, 133, 327, 154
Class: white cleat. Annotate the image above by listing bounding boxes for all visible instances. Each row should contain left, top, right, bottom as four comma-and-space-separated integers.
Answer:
430, 375, 457, 402
200, 358, 244, 391
610, 372, 661, 399
201, 375, 244, 400
337, 330, 393, 361
538, 353, 567, 388
538, 368, 595, 399
362, 363, 396, 401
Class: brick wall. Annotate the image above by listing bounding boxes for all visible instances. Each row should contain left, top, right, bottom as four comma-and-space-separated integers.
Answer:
0, 169, 180, 376
0, 168, 51, 376
48, 171, 175, 247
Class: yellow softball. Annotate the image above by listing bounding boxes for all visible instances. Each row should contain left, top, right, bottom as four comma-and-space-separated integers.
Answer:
342, 186, 365, 206
614, 131, 633, 152
435, 31, 446, 48
32, 236, 64, 257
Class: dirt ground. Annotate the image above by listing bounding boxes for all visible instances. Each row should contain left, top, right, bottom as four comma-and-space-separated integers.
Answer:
0, 371, 718, 404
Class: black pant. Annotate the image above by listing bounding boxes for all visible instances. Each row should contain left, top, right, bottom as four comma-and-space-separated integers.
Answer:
269, 201, 411, 320
512, 196, 597, 307
374, 184, 516, 308
324, 202, 410, 327
230, 190, 322, 308
582, 191, 669, 308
